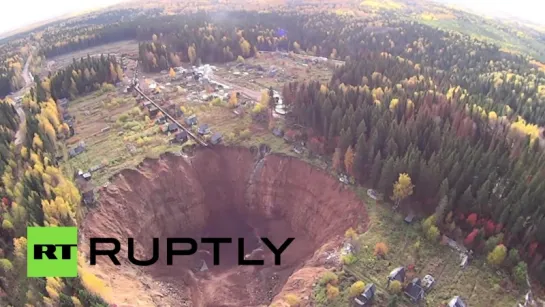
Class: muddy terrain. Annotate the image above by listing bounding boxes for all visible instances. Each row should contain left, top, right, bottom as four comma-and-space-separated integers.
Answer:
81, 146, 368, 306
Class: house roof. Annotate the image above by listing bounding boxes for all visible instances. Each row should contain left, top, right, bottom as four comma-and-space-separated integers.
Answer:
199, 123, 209, 129
448, 296, 466, 307
175, 131, 188, 139
354, 284, 376, 306
211, 132, 222, 142
168, 123, 178, 130
363, 283, 376, 300
388, 267, 405, 280
404, 279, 425, 302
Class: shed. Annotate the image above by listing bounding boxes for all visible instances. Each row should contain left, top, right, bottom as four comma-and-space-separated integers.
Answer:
167, 123, 178, 133
404, 278, 425, 303
387, 267, 406, 286
82, 190, 95, 206
175, 108, 184, 118
198, 124, 210, 135
148, 106, 159, 117
354, 283, 376, 306
185, 115, 198, 126
155, 117, 167, 125
448, 296, 467, 307
143, 101, 152, 109
272, 127, 284, 137
68, 144, 86, 158
172, 131, 188, 144
82, 172, 92, 181
210, 132, 223, 145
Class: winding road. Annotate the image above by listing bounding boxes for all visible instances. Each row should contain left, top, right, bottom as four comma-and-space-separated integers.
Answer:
13, 53, 33, 146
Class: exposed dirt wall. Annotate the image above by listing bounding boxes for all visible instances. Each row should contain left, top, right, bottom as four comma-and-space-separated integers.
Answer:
81, 146, 368, 306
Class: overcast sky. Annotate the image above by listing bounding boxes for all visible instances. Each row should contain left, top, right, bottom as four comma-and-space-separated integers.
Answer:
436, 0, 544, 25
0, 0, 543, 35
0, 0, 125, 34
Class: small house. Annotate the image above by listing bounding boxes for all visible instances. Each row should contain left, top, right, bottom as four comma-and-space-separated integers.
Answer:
63, 113, 73, 122
148, 106, 159, 117
68, 144, 86, 158
185, 115, 198, 126
198, 124, 210, 135
175, 108, 184, 118
143, 101, 152, 109
167, 123, 178, 133
404, 278, 425, 303
448, 296, 467, 307
272, 127, 284, 137
155, 117, 167, 125
353, 283, 376, 306
82, 190, 95, 206
172, 131, 188, 144
210, 132, 223, 145
82, 172, 92, 181
387, 267, 406, 286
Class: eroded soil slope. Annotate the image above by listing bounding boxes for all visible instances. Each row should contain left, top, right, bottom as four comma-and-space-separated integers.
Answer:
81, 146, 367, 306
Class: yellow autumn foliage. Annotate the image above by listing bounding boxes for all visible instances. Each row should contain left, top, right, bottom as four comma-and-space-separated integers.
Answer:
392, 173, 414, 204
45, 277, 63, 301
79, 268, 112, 301
389, 98, 399, 111
32, 134, 43, 151
510, 117, 540, 141
42, 196, 75, 226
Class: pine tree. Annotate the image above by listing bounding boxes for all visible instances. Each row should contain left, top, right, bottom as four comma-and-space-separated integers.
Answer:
354, 133, 367, 182
435, 196, 449, 227
437, 178, 449, 201
369, 152, 382, 187
344, 146, 355, 178
378, 157, 395, 195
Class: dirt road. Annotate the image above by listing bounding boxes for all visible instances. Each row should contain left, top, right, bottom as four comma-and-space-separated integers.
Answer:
14, 54, 33, 146
210, 73, 262, 101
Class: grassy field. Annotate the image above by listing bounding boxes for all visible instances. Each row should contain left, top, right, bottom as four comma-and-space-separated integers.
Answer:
311, 187, 522, 307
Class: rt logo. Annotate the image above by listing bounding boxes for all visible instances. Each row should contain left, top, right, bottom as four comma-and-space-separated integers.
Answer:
27, 227, 78, 277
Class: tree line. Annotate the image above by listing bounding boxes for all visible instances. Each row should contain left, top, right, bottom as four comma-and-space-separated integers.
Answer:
0, 92, 110, 305
45, 54, 123, 100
